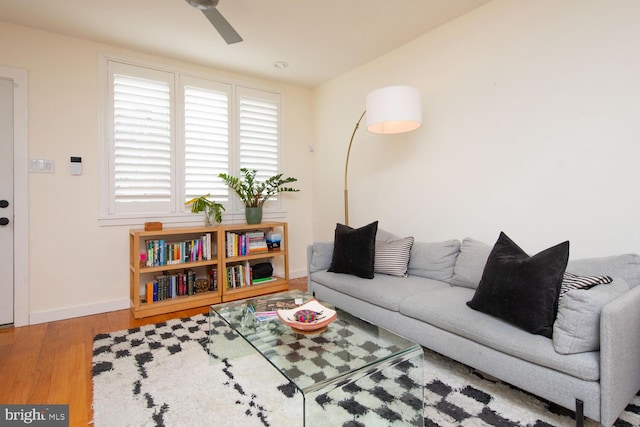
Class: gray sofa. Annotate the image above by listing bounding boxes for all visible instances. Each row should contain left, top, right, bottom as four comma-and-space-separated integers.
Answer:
307, 231, 640, 426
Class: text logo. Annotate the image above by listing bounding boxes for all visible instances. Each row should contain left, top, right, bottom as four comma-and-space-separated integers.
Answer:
0, 405, 68, 426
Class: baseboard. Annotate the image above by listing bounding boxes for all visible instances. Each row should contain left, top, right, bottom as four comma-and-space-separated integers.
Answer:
289, 268, 307, 280
29, 298, 130, 325
28, 271, 307, 325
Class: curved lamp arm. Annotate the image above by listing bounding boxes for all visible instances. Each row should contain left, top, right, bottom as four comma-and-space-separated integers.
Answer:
343, 110, 366, 226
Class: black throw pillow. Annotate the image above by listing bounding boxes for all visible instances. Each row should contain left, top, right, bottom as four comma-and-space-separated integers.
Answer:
328, 221, 378, 279
466, 232, 569, 338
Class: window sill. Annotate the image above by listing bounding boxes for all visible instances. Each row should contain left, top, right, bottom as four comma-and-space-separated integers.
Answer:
98, 210, 288, 228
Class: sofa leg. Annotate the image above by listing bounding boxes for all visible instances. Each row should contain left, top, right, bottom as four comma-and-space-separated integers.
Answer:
575, 399, 584, 427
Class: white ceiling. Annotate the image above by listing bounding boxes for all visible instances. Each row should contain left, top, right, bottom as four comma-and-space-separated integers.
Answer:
0, 0, 491, 87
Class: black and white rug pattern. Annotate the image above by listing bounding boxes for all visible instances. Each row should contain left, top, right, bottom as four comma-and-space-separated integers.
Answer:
92, 313, 640, 427
207, 308, 425, 426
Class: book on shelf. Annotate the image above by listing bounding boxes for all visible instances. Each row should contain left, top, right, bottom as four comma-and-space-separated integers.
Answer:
252, 276, 277, 284
144, 233, 214, 267
146, 282, 154, 304
209, 268, 218, 292
141, 267, 216, 304
225, 263, 279, 289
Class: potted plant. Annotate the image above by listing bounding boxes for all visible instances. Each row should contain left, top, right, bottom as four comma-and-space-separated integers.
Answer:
184, 194, 225, 226
218, 168, 299, 224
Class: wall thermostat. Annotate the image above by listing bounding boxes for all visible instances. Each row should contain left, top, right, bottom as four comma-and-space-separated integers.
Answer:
70, 156, 82, 175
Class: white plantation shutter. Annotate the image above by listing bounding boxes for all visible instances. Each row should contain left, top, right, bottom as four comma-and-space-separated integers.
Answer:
102, 57, 285, 221
183, 81, 230, 204
113, 75, 171, 203
238, 88, 280, 184
108, 62, 174, 214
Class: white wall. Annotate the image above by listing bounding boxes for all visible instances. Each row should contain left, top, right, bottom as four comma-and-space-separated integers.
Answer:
312, 0, 640, 258
0, 22, 314, 323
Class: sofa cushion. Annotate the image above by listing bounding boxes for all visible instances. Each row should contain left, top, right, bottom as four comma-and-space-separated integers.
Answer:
467, 232, 569, 338
407, 239, 461, 282
328, 221, 378, 279
375, 236, 414, 277
310, 270, 450, 312
451, 237, 491, 289
375, 228, 401, 242
309, 241, 334, 273
553, 278, 629, 354
566, 253, 640, 288
400, 286, 600, 381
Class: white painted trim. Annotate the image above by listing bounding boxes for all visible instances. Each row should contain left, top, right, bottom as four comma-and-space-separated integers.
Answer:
29, 298, 130, 325
0, 66, 29, 327
289, 268, 307, 280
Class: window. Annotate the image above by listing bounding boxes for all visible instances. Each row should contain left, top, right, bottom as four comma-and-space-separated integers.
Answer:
100, 56, 282, 223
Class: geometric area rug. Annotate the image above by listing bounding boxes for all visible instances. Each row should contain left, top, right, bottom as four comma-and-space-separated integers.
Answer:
92, 313, 640, 427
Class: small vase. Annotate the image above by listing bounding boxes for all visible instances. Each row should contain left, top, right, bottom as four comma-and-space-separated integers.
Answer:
245, 207, 263, 224
203, 210, 213, 227
203, 206, 215, 227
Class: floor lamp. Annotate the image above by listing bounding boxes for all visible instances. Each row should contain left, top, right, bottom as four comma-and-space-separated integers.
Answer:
343, 85, 422, 225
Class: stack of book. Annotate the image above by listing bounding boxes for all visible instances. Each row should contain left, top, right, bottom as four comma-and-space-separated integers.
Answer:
246, 230, 268, 253
225, 230, 268, 257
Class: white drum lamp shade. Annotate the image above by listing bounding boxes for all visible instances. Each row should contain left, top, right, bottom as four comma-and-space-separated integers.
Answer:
365, 85, 422, 134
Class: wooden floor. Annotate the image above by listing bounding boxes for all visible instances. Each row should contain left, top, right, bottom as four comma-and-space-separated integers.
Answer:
0, 278, 308, 426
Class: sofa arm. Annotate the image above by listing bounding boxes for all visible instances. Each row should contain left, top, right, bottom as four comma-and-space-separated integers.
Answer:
307, 241, 334, 295
306, 244, 314, 290
599, 284, 640, 426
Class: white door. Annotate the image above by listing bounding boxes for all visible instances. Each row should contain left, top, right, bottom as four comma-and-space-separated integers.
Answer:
0, 77, 14, 325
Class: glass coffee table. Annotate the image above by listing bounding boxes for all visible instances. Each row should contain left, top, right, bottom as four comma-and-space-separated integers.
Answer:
209, 290, 424, 426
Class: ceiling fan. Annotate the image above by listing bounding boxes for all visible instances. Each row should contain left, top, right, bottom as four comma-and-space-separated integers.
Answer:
185, 0, 243, 44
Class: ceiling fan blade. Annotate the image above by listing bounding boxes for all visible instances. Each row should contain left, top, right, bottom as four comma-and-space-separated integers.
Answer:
202, 8, 243, 44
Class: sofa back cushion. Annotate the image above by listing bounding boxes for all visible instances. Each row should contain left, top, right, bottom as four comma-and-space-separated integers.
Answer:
375, 228, 401, 242
407, 239, 461, 282
309, 241, 334, 273
451, 237, 492, 289
553, 278, 630, 354
566, 253, 640, 289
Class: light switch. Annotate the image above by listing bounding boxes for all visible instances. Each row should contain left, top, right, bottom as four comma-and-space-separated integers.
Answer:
29, 158, 55, 173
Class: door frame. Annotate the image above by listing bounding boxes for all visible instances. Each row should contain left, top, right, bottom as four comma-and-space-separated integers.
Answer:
1, 66, 29, 327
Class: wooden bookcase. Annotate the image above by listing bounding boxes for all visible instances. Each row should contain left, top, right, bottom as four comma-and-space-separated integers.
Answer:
129, 226, 221, 319
218, 222, 289, 302
129, 222, 289, 317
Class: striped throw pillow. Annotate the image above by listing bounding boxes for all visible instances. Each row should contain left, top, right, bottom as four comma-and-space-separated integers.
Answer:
375, 236, 414, 277
559, 272, 613, 300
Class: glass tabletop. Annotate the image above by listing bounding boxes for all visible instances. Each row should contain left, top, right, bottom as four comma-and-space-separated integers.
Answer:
210, 290, 422, 395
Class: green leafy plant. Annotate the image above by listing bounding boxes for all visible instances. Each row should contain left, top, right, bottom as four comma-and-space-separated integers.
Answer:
218, 168, 299, 208
184, 194, 225, 224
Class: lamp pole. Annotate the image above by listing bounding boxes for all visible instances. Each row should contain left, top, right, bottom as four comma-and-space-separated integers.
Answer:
343, 110, 366, 226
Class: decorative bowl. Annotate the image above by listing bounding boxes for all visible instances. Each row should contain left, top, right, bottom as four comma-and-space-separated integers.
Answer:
277, 300, 337, 333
